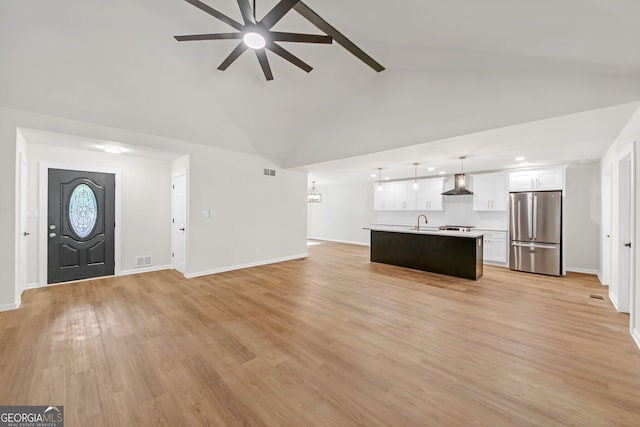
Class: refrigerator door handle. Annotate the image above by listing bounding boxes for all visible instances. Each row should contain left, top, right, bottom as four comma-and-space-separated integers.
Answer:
532, 193, 538, 240
528, 193, 533, 239
511, 242, 557, 249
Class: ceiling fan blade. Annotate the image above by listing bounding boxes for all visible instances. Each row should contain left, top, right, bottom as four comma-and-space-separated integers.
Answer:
267, 42, 313, 73
260, 0, 300, 29
174, 33, 243, 42
293, 1, 385, 72
236, 0, 256, 25
184, 0, 244, 31
255, 49, 274, 81
269, 32, 332, 44
218, 42, 249, 70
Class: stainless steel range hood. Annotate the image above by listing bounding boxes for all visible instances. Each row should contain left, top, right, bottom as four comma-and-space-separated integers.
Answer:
442, 156, 473, 195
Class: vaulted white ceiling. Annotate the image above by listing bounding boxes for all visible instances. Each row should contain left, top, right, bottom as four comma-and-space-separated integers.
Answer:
1, 0, 639, 170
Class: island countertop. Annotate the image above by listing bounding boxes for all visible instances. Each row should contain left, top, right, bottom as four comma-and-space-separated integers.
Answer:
364, 225, 485, 239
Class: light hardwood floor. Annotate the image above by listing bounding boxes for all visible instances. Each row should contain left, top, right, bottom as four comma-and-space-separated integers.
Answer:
1, 242, 639, 426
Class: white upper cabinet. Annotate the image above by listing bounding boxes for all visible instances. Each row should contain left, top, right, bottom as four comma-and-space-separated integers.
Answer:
416, 177, 445, 211
509, 168, 564, 192
472, 173, 507, 211
392, 181, 417, 210
373, 182, 394, 210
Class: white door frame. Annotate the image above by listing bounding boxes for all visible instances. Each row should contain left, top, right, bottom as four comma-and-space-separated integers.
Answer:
614, 146, 635, 313
38, 162, 122, 286
17, 153, 29, 298
171, 171, 188, 274
601, 164, 613, 286
631, 140, 638, 344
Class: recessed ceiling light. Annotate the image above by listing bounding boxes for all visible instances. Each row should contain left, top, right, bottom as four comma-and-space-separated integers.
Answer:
427, 167, 435, 171
439, 171, 446, 175
370, 174, 377, 178
103, 145, 124, 154
515, 156, 526, 161
384, 177, 390, 180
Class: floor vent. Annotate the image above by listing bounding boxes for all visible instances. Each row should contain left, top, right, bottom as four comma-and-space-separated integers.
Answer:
589, 294, 604, 300
136, 256, 153, 267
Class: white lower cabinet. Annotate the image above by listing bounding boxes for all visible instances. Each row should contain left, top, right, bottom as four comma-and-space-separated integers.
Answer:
482, 231, 507, 264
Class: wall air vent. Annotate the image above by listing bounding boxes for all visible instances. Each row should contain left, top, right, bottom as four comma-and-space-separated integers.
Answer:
135, 256, 153, 267
263, 168, 276, 177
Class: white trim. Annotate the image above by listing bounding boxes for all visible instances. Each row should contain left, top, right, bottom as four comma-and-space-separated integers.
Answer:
632, 328, 640, 351
0, 297, 21, 312
566, 267, 600, 276
120, 265, 172, 276
308, 237, 370, 246
184, 253, 308, 279
610, 290, 620, 312
631, 139, 638, 336
39, 162, 122, 285
597, 273, 607, 286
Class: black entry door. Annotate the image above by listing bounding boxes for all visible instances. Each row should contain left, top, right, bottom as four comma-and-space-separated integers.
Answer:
48, 169, 115, 284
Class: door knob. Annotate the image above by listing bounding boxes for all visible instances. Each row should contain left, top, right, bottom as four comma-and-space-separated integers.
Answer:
49, 233, 56, 238
179, 228, 185, 232
624, 242, 632, 248
23, 232, 30, 236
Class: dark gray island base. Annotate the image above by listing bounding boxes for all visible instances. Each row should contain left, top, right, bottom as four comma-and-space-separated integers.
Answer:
370, 229, 484, 280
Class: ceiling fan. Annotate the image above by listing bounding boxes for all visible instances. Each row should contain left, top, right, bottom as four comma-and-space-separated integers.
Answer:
174, 0, 385, 81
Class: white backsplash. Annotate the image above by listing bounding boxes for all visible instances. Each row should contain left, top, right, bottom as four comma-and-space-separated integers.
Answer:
373, 194, 508, 230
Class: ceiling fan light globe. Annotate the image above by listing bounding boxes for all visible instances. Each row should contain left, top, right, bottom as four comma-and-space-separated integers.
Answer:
243, 32, 266, 49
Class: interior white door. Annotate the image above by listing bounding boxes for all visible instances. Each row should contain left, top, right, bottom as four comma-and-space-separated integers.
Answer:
615, 153, 633, 313
171, 172, 187, 274
602, 166, 612, 286
18, 153, 29, 295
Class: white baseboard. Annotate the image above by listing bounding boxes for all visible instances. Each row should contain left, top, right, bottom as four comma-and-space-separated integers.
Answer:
566, 267, 600, 276
308, 237, 369, 247
119, 265, 172, 276
609, 291, 620, 312
185, 253, 308, 279
0, 297, 21, 312
632, 328, 640, 351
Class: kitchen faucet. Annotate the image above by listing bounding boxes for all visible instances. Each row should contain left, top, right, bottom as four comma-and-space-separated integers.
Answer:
416, 214, 428, 231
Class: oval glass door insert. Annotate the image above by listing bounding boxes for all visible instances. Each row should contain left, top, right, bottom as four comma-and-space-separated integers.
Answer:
69, 183, 98, 238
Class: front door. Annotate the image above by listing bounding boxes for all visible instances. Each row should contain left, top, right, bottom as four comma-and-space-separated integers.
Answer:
48, 169, 115, 284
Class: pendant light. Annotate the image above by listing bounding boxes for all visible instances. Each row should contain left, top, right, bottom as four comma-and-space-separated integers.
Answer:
377, 168, 383, 191
412, 163, 419, 190
307, 181, 322, 203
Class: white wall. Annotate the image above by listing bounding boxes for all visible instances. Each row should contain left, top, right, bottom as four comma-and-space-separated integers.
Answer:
186, 148, 307, 276
25, 143, 172, 284
0, 106, 308, 309
601, 105, 640, 348
564, 164, 601, 273
307, 181, 374, 245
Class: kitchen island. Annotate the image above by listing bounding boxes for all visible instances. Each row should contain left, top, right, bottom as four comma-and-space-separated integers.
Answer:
365, 226, 484, 280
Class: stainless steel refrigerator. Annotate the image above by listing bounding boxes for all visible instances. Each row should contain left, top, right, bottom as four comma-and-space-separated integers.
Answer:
509, 191, 562, 276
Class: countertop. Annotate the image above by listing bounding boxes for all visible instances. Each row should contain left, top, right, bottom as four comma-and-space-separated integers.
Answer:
364, 225, 485, 239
